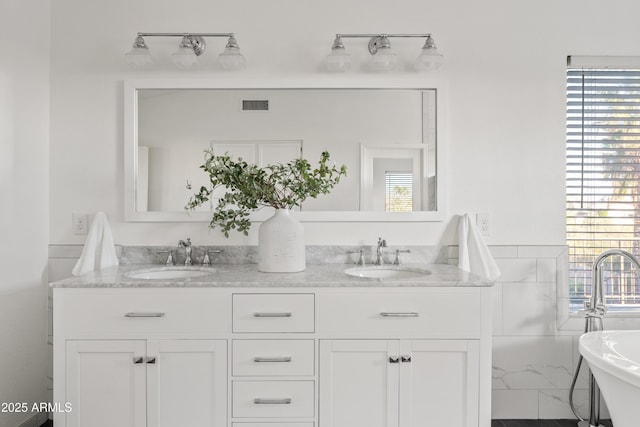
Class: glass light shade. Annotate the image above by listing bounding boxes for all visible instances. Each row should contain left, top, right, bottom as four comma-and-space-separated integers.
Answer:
219, 47, 247, 70
125, 46, 155, 68
327, 49, 351, 72
415, 47, 444, 71
172, 45, 199, 69
370, 46, 397, 72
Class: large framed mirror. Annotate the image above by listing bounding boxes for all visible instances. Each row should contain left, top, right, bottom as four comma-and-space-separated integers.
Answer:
124, 79, 445, 222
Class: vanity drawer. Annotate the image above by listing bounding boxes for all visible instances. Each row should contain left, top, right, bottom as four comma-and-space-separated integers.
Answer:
233, 294, 315, 333
60, 289, 230, 338
233, 340, 315, 376
232, 381, 314, 418
317, 291, 481, 338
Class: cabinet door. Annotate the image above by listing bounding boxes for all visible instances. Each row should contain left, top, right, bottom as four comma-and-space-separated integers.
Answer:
66, 340, 147, 427
319, 340, 399, 427
147, 340, 227, 427
399, 340, 480, 427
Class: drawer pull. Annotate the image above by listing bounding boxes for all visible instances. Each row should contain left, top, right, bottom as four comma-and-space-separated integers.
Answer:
253, 312, 292, 318
253, 398, 292, 405
380, 312, 419, 317
389, 356, 400, 364
133, 357, 144, 364
253, 356, 292, 363
401, 355, 412, 363
125, 312, 166, 318
145, 357, 157, 364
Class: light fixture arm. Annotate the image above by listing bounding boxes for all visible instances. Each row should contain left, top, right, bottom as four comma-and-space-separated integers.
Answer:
327, 32, 442, 73
335, 33, 434, 55
136, 32, 236, 38
134, 32, 238, 56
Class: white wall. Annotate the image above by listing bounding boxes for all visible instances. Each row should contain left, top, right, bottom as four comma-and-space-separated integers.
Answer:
0, 0, 50, 425
50, 0, 638, 247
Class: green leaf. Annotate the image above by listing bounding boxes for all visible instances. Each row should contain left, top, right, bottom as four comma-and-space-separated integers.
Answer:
184, 149, 347, 237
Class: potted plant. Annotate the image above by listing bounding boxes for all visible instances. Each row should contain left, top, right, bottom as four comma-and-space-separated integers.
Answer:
186, 149, 347, 272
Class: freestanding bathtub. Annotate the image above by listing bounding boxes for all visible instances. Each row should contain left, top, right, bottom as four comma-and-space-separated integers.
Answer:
579, 330, 640, 427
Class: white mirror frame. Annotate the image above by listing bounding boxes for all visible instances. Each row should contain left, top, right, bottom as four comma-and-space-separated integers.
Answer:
124, 78, 447, 222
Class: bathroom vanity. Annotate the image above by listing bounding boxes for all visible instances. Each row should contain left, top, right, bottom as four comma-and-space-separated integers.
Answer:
52, 263, 492, 427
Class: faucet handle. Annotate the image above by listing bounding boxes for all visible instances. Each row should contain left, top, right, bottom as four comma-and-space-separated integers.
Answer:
348, 249, 366, 266
393, 249, 411, 266
178, 238, 192, 247
378, 237, 387, 247
203, 250, 222, 266
156, 250, 174, 266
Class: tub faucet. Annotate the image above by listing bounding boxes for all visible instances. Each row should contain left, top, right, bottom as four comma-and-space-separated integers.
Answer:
588, 248, 640, 328
178, 238, 193, 266
577, 248, 640, 427
375, 238, 387, 266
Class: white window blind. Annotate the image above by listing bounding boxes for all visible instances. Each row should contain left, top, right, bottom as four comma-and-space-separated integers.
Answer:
385, 172, 413, 212
567, 67, 640, 312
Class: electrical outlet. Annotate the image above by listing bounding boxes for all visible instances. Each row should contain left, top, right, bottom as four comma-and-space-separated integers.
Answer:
72, 213, 89, 235
476, 213, 490, 237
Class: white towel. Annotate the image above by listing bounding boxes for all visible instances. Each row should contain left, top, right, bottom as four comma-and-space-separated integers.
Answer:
72, 212, 119, 276
458, 213, 500, 281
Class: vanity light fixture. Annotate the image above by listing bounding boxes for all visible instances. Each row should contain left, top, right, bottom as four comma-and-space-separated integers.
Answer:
125, 33, 246, 70
326, 33, 443, 72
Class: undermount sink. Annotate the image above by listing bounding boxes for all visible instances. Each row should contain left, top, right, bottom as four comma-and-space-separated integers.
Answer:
344, 266, 431, 280
125, 266, 217, 280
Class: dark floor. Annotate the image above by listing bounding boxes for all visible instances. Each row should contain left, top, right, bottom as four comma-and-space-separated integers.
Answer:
40, 420, 613, 427
40, 420, 612, 427
492, 420, 613, 427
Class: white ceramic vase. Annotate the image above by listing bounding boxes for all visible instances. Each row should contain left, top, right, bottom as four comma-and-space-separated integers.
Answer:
258, 209, 306, 273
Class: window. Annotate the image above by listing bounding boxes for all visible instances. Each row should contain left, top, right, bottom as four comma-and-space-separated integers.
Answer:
566, 65, 640, 312
385, 171, 413, 212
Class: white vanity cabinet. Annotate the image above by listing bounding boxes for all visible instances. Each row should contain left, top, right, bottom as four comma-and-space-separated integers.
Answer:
53, 284, 491, 427
65, 339, 227, 427
65, 340, 147, 427
319, 339, 479, 427
54, 288, 229, 427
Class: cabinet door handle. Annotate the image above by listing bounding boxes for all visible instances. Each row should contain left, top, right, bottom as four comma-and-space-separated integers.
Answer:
253, 356, 292, 363
133, 357, 144, 364
145, 357, 157, 364
125, 312, 166, 318
253, 312, 292, 318
401, 355, 412, 363
389, 356, 400, 364
380, 312, 419, 317
253, 398, 292, 405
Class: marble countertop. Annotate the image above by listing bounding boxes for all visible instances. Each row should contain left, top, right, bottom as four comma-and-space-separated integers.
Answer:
50, 263, 493, 288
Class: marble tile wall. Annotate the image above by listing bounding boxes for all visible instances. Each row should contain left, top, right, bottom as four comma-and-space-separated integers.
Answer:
115, 244, 447, 266
49, 243, 640, 419
447, 244, 640, 419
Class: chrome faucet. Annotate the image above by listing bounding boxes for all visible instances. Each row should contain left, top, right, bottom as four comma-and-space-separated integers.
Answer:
588, 248, 640, 328
393, 249, 411, 266
156, 250, 174, 265
203, 249, 221, 266
178, 238, 193, 266
347, 249, 366, 266
375, 238, 387, 266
